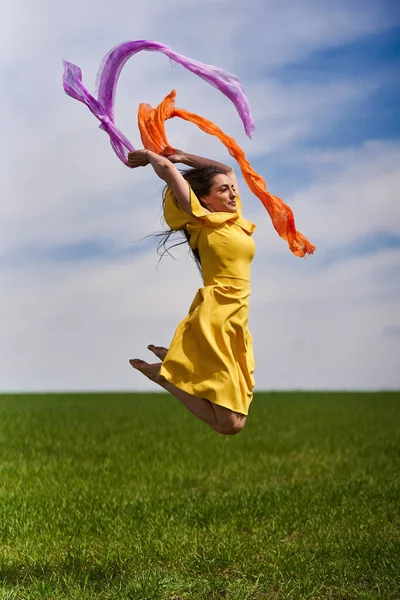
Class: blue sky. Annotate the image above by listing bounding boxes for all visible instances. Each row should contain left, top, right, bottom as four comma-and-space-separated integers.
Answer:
287, 31, 400, 146
1, 0, 399, 391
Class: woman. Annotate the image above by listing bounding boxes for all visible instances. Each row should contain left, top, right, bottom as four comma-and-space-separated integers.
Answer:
127, 149, 256, 436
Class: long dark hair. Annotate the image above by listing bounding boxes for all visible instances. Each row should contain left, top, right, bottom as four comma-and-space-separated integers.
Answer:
154, 166, 227, 277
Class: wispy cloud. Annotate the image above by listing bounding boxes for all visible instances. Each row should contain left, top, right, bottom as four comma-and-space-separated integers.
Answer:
1, 0, 399, 391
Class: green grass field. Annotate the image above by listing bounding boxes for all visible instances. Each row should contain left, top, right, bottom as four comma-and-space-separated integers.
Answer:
0, 391, 399, 599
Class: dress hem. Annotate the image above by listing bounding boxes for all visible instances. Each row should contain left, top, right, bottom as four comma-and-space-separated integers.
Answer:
159, 366, 250, 416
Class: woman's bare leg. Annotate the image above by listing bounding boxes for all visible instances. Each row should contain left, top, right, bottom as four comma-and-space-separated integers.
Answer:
129, 358, 219, 428
129, 348, 246, 434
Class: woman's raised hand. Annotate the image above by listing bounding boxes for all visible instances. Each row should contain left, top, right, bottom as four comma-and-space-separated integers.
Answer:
127, 150, 149, 168
164, 149, 185, 164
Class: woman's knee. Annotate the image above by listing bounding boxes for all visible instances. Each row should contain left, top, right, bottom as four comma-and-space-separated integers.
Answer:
217, 414, 247, 436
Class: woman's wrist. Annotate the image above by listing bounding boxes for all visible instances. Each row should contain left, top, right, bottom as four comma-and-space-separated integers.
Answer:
179, 152, 202, 168
165, 150, 186, 164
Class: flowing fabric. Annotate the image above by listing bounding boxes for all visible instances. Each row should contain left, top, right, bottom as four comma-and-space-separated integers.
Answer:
62, 40, 315, 256
95, 40, 254, 137
138, 90, 315, 258
62, 40, 254, 163
62, 61, 134, 163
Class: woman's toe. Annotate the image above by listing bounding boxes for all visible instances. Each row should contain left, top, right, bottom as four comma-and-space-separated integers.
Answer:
129, 358, 146, 368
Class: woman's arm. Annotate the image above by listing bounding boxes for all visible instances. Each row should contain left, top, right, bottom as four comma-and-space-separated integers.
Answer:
169, 150, 239, 192
127, 150, 200, 217
169, 150, 230, 172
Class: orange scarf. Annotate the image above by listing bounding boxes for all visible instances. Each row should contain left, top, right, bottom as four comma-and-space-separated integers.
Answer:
138, 90, 315, 258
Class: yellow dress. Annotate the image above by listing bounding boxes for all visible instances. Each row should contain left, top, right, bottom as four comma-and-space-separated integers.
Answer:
159, 186, 256, 416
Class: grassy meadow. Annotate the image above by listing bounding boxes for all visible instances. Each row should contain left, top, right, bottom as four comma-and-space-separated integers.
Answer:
0, 391, 399, 599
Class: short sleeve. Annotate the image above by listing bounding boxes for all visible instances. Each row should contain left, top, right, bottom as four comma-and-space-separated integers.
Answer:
163, 186, 207, 230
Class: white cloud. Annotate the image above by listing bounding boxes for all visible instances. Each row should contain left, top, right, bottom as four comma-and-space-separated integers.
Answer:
1, 238, 399, 392
250, 247, 400, 390
288, 140, 400, 246
0, 248, 201, 391
1, 0, 399, 392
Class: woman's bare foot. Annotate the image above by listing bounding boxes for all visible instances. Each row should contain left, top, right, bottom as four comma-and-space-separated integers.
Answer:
129, 359, 165, 384
147, 344, 169, 361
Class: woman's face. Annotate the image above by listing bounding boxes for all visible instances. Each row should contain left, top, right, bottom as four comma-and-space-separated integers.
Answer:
200, 174, 237, 213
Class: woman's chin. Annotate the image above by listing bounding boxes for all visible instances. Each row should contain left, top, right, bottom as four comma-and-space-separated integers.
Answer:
224, 202, 237, 213
215, 203, 237, 213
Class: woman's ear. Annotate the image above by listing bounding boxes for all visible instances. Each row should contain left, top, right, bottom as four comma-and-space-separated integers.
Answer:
200, 195, 210, 209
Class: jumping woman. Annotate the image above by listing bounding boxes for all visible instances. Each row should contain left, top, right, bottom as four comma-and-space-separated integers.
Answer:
127, 149, 256, 436
62, 43, 315, 433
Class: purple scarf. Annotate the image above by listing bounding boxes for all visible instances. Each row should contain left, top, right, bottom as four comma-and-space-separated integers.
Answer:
62, 40, 255, 164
